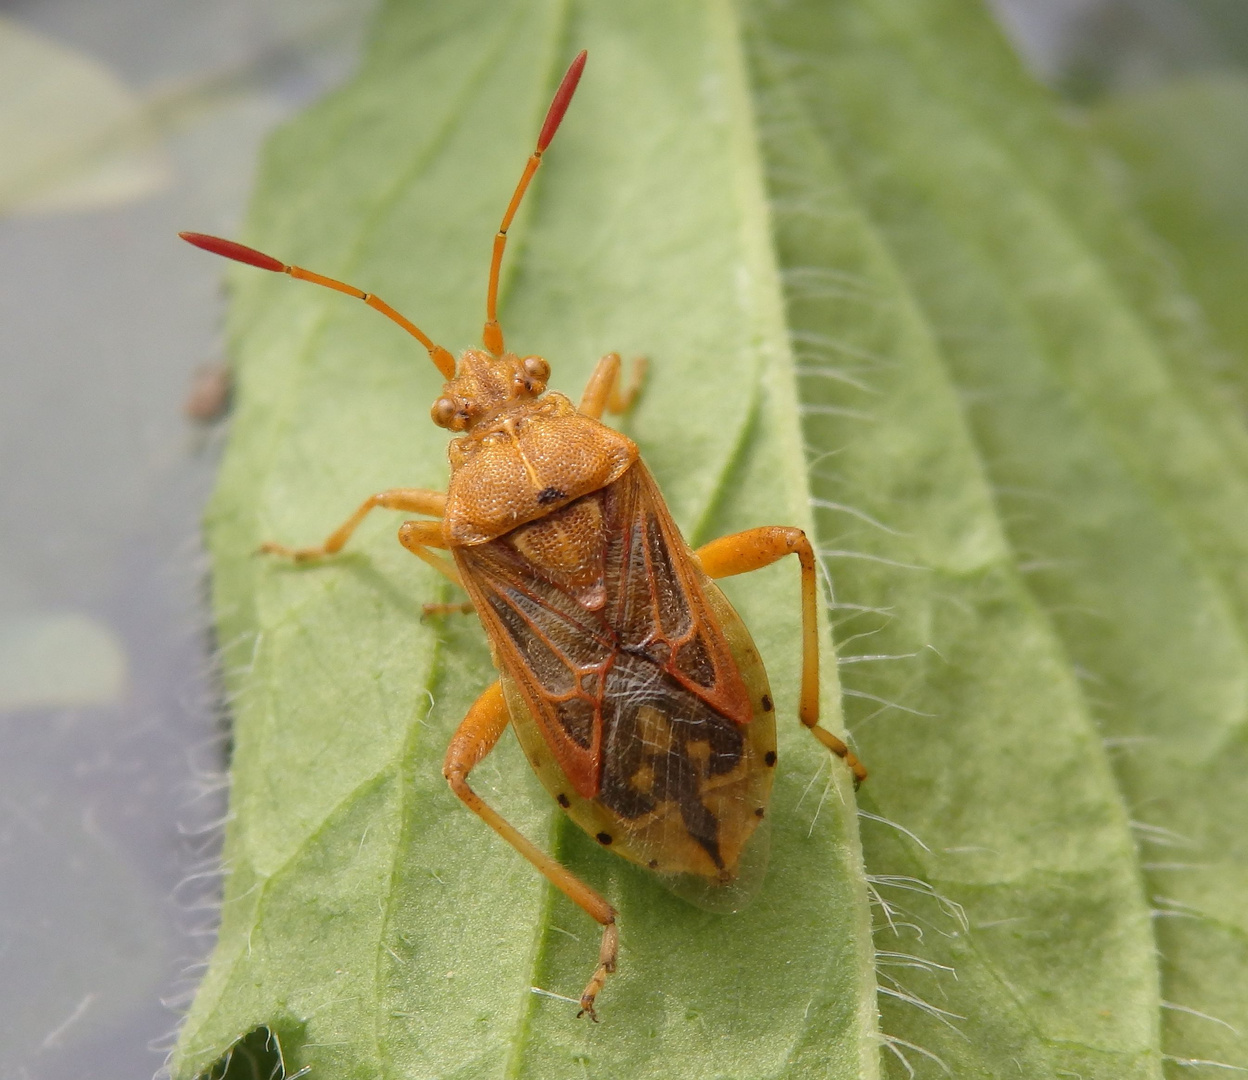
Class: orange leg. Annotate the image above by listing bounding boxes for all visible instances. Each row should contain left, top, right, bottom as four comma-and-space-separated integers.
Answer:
421, 601, 476, 618
396, 519, 461, 587
260, 488, 446, 561
694, 528, 867, 786
444, 682, 619, 1019
579, 353, 647, 420
397, 521, 480, 616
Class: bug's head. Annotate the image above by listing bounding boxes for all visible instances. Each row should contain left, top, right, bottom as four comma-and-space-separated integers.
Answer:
429, 349, 550, 431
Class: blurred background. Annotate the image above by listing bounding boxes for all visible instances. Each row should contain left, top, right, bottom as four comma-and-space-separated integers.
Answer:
0, 1, 1243, 1077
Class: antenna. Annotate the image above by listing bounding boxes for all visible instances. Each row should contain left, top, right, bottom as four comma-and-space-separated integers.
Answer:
482, 50, 587, 356
178, 231, 457, 379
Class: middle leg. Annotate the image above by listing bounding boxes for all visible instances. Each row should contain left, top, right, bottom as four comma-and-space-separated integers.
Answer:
396, 520, 477, 619
421, 602, 476, 618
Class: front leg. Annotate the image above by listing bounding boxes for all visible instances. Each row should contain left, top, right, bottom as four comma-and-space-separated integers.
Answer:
444, 682, 619, 1019
694, 527, 867, 786
261, 487, 447, 561
395, 520, 476, 617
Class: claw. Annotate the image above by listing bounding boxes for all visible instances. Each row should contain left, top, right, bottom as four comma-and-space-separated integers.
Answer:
576, 921, 617, 1021
258, 541, 325, 562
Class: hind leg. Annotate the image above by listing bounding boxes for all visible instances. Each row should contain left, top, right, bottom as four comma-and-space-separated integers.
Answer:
695, 527, 867, 785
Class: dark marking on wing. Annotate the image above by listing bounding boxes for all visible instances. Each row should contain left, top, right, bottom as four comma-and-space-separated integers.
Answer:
555, 697, 595, 749
594, 653, 744, 869
650, 738, 724, 868
646, 514, 691, 640
675, 632, 716, 688
537, 486, 565, 505
486, 593, 576, 694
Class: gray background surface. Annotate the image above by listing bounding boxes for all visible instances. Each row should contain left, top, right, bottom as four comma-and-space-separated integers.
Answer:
0, 3, 373, 1077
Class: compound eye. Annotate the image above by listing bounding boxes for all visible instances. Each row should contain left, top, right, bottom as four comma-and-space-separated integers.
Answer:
431, 397, 458, 428
522, 356, 550, 383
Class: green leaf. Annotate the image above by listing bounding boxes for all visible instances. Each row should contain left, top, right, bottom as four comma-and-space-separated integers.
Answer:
741, 2, 1248, 1078
177, 3, 874, 1079
177, 1, 1248, 1078
1085, 73, 1248, 1076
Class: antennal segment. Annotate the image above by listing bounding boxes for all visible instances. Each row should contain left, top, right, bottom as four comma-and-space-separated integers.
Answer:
179, 231, 457, 379
482, 50, 587, 356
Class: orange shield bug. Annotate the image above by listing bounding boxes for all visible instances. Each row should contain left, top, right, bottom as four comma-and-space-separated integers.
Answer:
180, 50, 866, 1021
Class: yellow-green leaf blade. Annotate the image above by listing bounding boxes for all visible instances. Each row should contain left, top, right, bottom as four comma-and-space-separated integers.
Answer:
175, 3, 876, 1078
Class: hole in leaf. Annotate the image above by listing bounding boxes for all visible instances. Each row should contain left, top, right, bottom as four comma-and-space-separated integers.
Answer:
197, 1023, 307, 1080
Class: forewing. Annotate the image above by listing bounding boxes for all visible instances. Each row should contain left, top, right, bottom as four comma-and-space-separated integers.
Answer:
458, 525, 613, 799
457, 464, 754, 814
605, 464, 754, 726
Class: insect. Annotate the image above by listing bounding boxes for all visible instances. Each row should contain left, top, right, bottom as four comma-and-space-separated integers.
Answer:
180, 50, 866, 1021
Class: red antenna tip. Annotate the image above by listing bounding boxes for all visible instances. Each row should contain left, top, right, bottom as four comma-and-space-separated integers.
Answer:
180, 231, 285, 273
536, 50, 587, 152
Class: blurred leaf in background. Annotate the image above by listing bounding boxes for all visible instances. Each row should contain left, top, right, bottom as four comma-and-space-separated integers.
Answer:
1071, 4, 1248, 1074
175, 1, 1248, 1078
1094, 75, 1248, 403
0, 15, 171, 215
